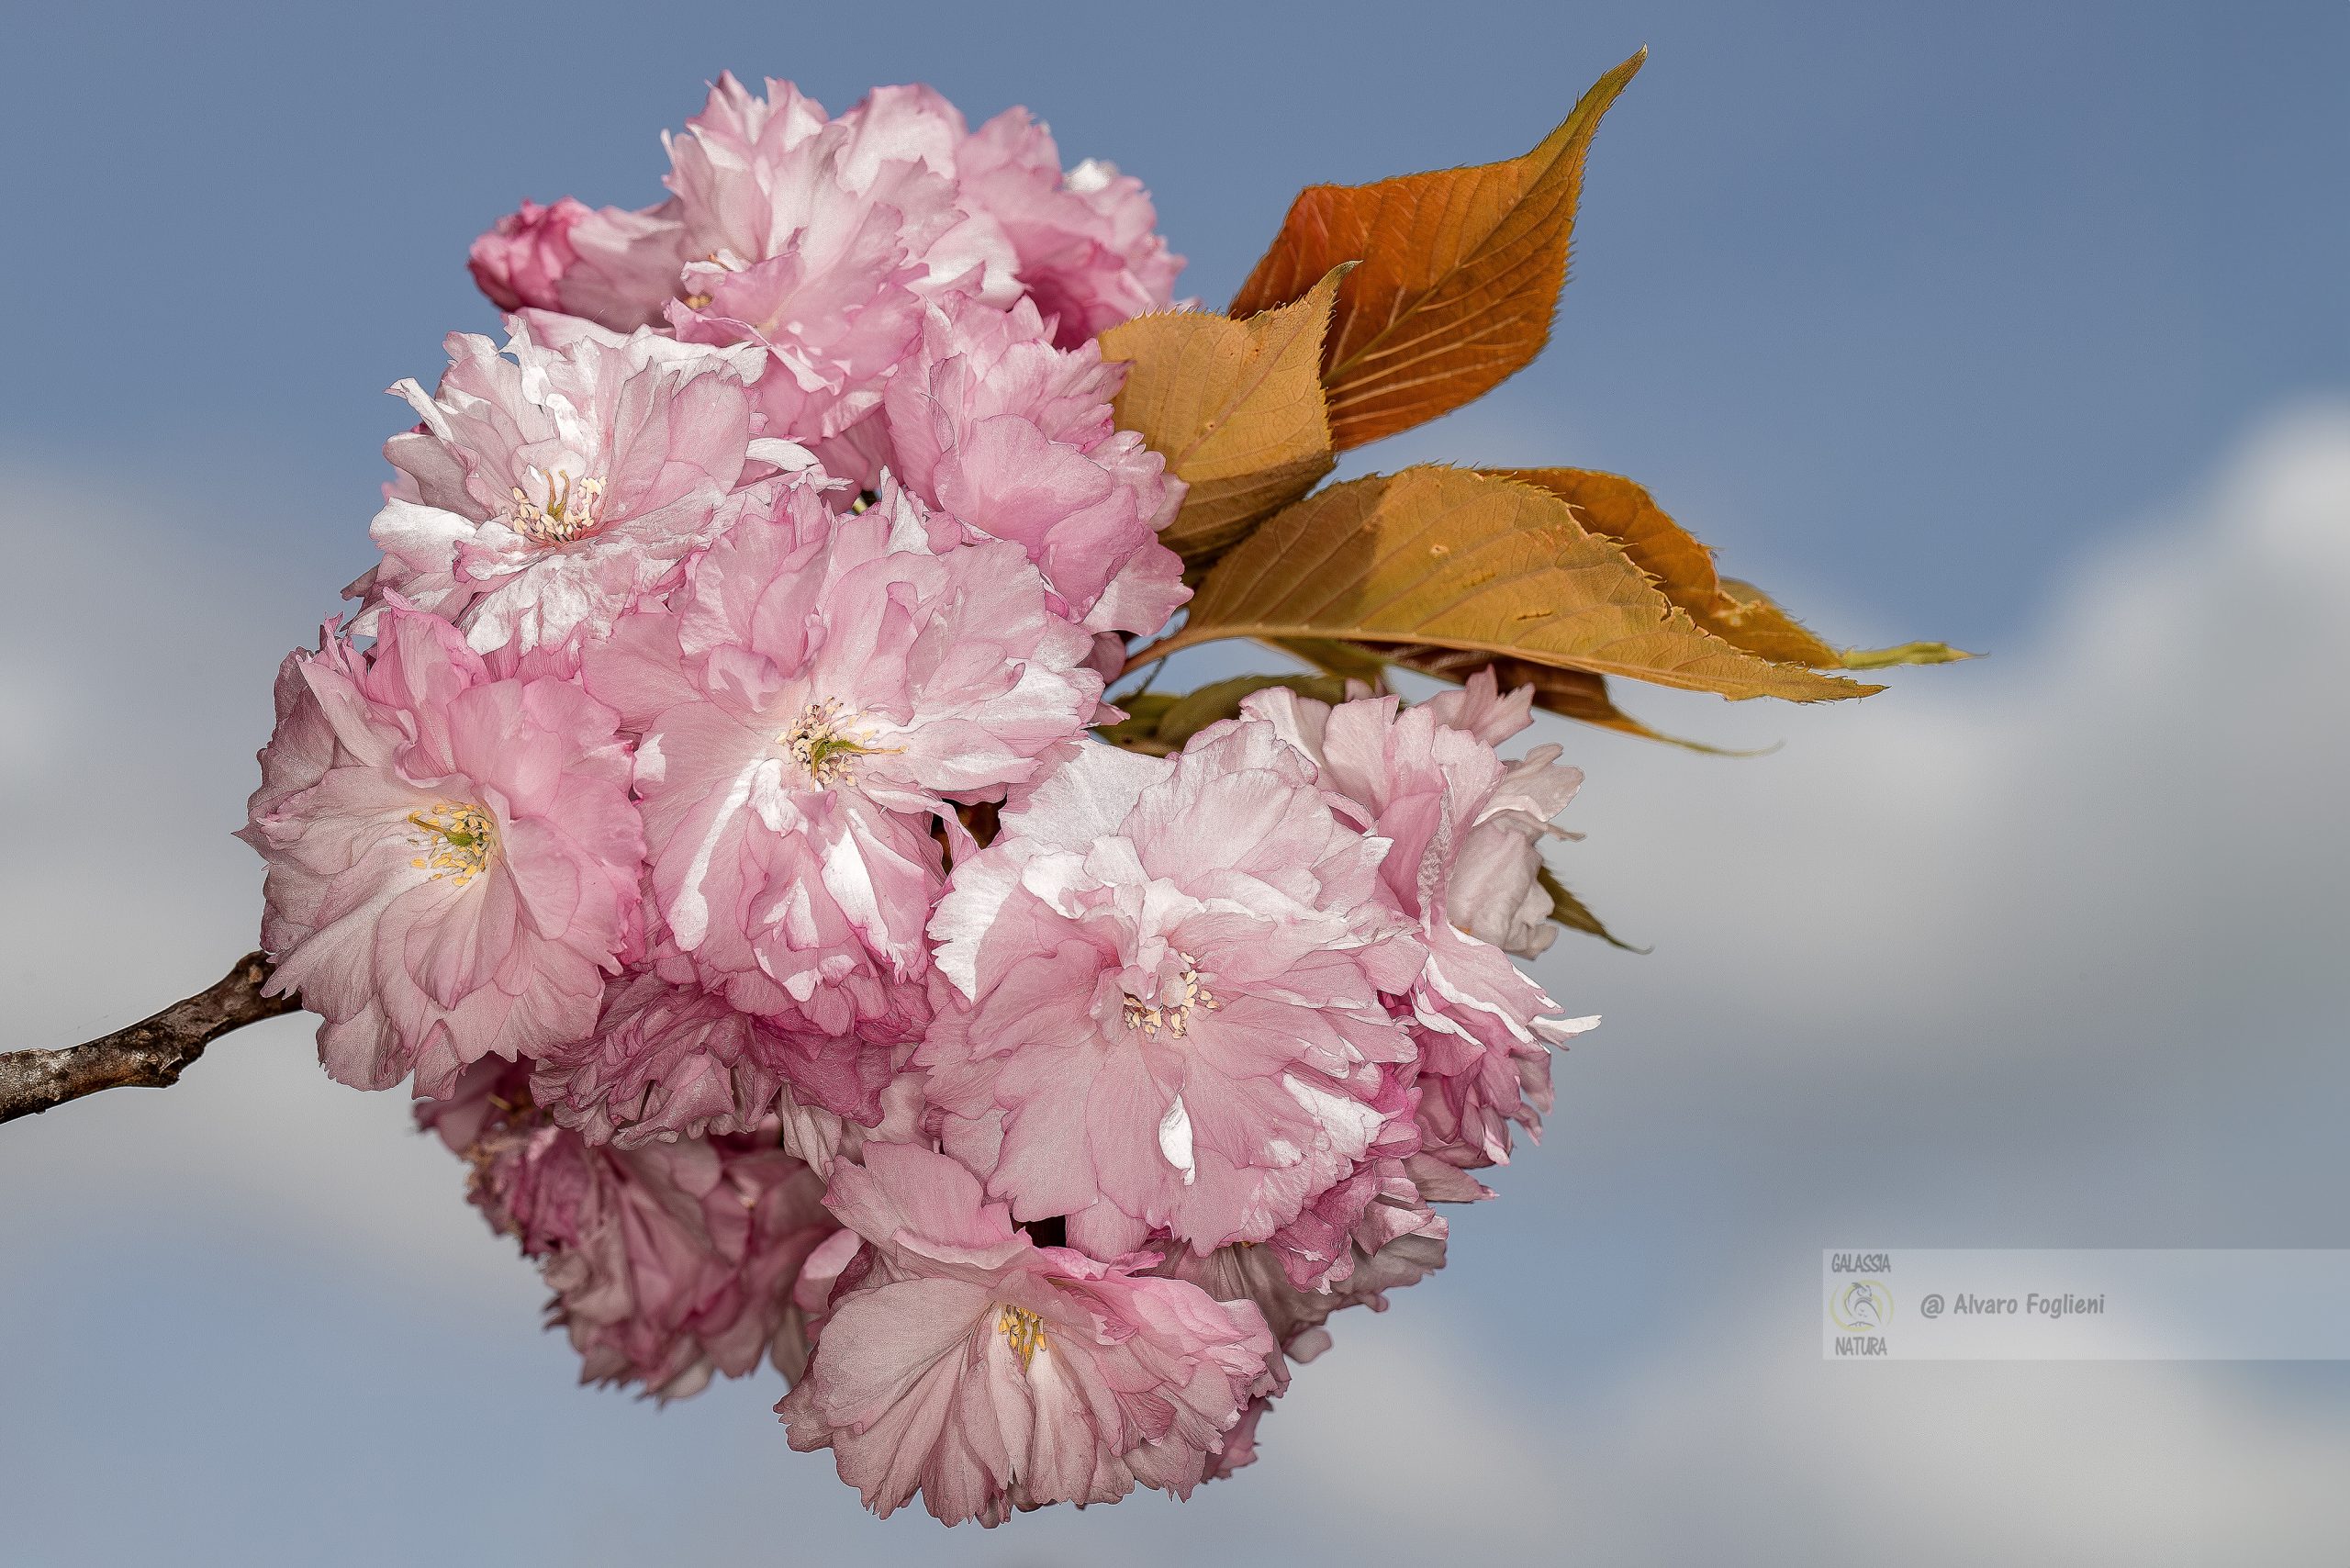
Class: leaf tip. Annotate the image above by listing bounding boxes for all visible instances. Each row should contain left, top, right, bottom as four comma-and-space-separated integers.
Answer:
1839, 641, 1978, 671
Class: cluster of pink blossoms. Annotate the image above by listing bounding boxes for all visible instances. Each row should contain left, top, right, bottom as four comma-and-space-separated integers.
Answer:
241, 74, 1593, 1525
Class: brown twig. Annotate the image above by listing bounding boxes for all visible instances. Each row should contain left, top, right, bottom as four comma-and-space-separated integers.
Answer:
0, 952, 301, 1125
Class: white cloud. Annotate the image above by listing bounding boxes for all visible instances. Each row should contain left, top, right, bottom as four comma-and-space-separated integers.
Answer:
1528, 401, 2350, 1066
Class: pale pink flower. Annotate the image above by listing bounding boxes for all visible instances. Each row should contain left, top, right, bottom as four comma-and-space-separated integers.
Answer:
420, 1061, 837, 1399
532, 939, 932, 1170
579, 481, 1101, 1031
661, 76, 1019, 441
469, 196, 691, 331
851, 294, 1186, 640
239, 609, 643, 1096
1161, 1187, 1448, 1369
777, 1144, 1273, 1525
957, 107, 1183, 346
921, 722, 1424, 1259
1246, 677, 1597, 1170
1158, 1193, 1448, 1484
1421, 673, 1587, 956
468, 198, 588, 316
353, 312, 804, 656
769, 1223, 858, 1383
1259, 1061, 1425, 1291
1204, 1397, 1272, 1483
528, 966, 891, 1148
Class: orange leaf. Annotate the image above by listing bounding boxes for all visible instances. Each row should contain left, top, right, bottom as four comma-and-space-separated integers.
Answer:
1101, 268, 1348, 565
1229, 50, 1644, 450
1490, 467, 1840, 665
1494, 468, 1972, 670
1155, 467, 1875, 703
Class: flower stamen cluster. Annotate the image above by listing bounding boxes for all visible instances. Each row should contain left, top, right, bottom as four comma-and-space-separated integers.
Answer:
1122, 955, 1218, 1039
778, 697, 901, 788
405, 801, 497, 886
509, 470, 607, 544
996, 1304, 1046, 1368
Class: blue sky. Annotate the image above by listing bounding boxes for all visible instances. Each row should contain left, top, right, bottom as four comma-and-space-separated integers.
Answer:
2, 3, 2345, 1563
2, 0, 2339, 652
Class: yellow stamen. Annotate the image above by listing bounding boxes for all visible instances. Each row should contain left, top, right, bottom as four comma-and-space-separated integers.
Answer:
509, 469, 607, 545
779, 698, 901, 788
1122, 956, 1218, 1040
997, 1305, 1046, 1368
406, 801, 496, 887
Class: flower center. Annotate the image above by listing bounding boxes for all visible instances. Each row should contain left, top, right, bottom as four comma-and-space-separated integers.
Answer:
406, 801, 496, 887
509, 467, 606, 545
1121, 956, 1219, 1040
678, 251, 728, 311
997, 1305, 1046, 1369
779, 698, 898, 788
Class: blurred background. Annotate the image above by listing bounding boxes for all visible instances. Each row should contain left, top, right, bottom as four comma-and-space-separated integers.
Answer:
2, 1, 2344, 1562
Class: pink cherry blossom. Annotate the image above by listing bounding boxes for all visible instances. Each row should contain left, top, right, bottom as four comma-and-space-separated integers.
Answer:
1245, 676, 1597, 1170
532, 954, 931, 1170
920, 721, 1424, 1260
527, 968, 861, 1144
239, 609, 643, 1096
957, 107, 1184, 346
468, 196, 692, 331
461, 77, 1189, 452
468, 197, 588, 316
1418, 672, 1593, 955
658, 76, 1020, 441
1259, 1060, 1426, 1291
851, 294, 1187, 640
352, 312, 802, 656
420, 1061, 837, 1399
1156, 1192, 1448, 1483
777, 1144, 1273, 1524
579, 480, 1101, 1033
1163, 1175, 1447, 1361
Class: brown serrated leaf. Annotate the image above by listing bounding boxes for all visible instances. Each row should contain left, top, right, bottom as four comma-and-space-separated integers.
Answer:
1491, 469, 1841, 665
1150, 467, 1877, 704
1493, 470, 1975, 671
1538, 866, 1646, 952
1230, 50, 1644, 450
1101, 268, 1349, 566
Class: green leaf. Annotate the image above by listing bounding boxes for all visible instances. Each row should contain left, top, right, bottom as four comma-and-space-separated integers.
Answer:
1093, 692, 1181, 755
1093, 676, 1350, 756
1840, 640, 1976, 670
